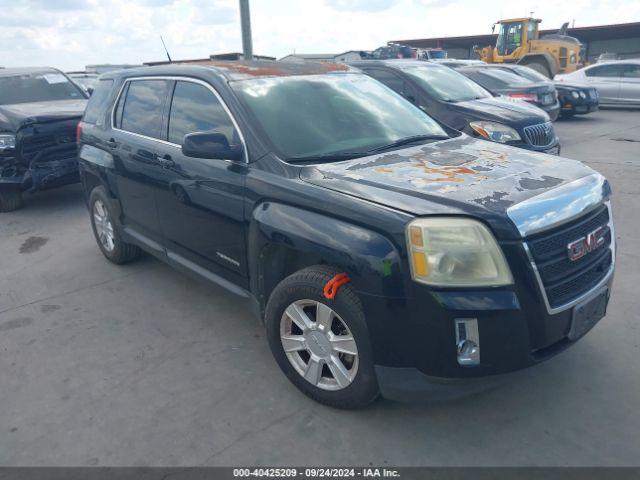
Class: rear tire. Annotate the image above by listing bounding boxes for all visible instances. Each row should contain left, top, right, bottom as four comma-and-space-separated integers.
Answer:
0, 187, 23, 212
89, 186, 141, 264
265, 265, 379, 409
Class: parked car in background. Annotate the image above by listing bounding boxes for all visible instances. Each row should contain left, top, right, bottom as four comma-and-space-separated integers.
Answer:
456, 65, 561, 120
68, 72, 99, 94
78, 62, 614, 408
0, 67, 87, 211
555, 59, 640, 106
351, 60, 560, 154
481, 64, 599, 117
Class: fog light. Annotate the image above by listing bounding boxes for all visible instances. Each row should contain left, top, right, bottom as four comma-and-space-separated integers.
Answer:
455, 318, 480, 365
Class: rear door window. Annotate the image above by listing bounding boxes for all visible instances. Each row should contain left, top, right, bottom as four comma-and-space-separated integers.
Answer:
83, 79, 113, 125
585, 64, 624, 78
119, 79, 171, 139
167, 80, 238, 145
621, 64, 640, 78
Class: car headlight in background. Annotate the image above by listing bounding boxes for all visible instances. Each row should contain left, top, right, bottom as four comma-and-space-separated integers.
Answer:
406, 217, 513, 287
469, 121, 521, 144
571, 91, 580, 99
0, 134, 16, 151
579, 91, 586, 99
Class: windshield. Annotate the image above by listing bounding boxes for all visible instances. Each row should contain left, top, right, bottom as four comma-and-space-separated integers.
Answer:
0, 72, 85, 105
71, 76, 99, 91
403, 65, 492, 102
231, 73, 448, 161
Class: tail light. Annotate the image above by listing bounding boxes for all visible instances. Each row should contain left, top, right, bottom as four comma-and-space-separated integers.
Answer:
509, 92, 537, 102
76, 122, 82, 144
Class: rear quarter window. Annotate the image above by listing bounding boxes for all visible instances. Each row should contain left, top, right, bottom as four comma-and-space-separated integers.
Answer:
82, 79, 114, 125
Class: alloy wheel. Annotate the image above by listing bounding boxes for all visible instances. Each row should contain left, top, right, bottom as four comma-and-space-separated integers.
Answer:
280, 299, 359, 391
93, 199, 115, 253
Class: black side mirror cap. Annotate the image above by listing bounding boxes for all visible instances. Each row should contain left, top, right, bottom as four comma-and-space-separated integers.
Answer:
181, 131, 243, 161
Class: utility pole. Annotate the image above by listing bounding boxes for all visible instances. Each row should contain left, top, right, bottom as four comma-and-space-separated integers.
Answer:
239, 0, 253, 60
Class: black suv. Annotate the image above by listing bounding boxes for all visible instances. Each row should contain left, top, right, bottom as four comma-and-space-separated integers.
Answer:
78, 62, 615, 408
350, 60, 560, 155
0, 67, 88, 211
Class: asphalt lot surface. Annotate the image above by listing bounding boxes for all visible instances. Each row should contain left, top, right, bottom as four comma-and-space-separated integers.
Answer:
1, 109, 639, 466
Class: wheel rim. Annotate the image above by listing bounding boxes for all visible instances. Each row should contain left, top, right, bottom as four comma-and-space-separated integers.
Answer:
93, 199, 116, 253
280, 299, 359, 391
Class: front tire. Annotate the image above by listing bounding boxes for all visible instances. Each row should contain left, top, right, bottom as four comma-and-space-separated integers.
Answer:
0, 187, 23, 212
265, 265, 379, 409
89, 186, 141, 264
523, 61, 551, 78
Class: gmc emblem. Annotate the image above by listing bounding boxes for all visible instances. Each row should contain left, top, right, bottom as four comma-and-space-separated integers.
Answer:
567, 226, 607, 262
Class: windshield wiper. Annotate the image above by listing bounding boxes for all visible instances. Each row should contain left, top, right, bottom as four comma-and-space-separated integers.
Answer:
366, 134, 449, 154
288, 151, 369, 164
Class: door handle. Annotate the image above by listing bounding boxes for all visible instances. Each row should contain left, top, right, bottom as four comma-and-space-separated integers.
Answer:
155, 154, 175, 169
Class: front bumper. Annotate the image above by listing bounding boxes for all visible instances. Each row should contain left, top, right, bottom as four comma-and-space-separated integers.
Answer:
371, 269, 613, 402
0, 155, 79, 192
560, 98, 599, 115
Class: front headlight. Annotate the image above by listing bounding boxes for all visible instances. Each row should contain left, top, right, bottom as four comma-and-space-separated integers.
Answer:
0, 134, 16, 151
571, 91, 580, 99
579, 91, 586, 99
406, 217, 513, 287
469, 121, 521, 144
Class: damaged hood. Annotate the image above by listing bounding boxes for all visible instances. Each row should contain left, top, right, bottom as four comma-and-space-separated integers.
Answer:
0, 99, 87, 132
300, 136, 602, 238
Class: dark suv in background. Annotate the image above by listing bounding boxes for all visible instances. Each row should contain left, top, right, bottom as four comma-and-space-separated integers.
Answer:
0, 67, 87, 211
78, 62, 614, 408
351, 60, 560, 154
456, 65, 561, 121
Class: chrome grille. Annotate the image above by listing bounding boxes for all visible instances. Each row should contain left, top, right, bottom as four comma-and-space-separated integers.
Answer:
526, 204, 613, 309
523, 122, 556, 147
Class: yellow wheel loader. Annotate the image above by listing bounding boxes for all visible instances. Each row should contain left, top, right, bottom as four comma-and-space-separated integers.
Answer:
475, 18, 584, 78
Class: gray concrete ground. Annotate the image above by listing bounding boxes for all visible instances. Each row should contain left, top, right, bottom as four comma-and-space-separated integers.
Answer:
1, 109, 639, 467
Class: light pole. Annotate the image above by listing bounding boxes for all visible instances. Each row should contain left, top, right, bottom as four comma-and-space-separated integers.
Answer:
239, 0, 253, 60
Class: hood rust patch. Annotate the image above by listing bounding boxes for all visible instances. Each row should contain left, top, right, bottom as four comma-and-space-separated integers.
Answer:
302, 136, 597, 214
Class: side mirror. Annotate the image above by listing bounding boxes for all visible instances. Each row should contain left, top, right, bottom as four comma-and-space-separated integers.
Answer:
181, 131, 243, 161
87, 87, 94, 96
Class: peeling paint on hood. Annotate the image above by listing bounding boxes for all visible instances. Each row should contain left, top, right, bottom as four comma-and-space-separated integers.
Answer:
299, 135, 598, 223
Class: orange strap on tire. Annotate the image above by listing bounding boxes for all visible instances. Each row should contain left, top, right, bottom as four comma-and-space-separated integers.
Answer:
324, 273, 351, 300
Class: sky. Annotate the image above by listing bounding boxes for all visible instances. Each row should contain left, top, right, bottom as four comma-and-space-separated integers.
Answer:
0, 0, 638, 71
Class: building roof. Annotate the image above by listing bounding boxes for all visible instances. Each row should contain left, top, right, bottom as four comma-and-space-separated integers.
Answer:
391, 21, 640, 49
279, 51, 365, 61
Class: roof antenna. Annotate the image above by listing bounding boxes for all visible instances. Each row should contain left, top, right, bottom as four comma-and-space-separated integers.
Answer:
160, 35, 172, 63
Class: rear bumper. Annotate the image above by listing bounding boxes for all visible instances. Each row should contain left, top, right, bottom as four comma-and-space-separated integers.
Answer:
542, 102, 561, 121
